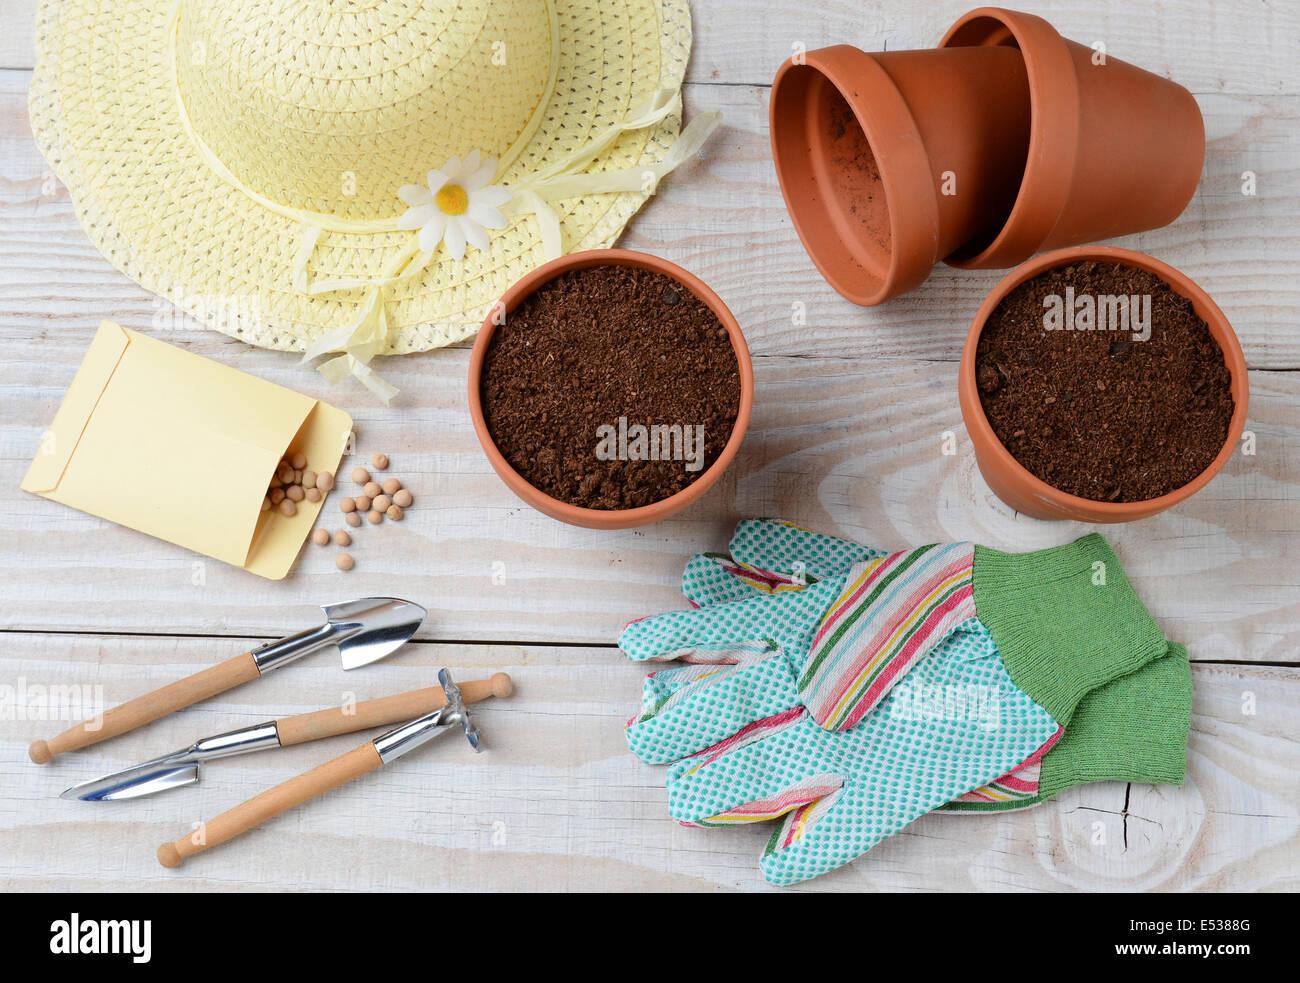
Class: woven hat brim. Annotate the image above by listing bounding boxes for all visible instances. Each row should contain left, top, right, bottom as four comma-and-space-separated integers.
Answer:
30, 0, 693, 354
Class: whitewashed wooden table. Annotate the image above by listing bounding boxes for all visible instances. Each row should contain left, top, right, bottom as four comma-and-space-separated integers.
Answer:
1, 0, 1297, 892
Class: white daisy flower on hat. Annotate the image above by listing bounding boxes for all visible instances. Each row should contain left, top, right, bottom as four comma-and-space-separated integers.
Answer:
398, 150, 513, 260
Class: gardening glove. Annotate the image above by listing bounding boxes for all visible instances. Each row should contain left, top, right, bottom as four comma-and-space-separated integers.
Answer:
621, 520, 1168, 884
947, 641, 1191, 809
678, 519, 1194, 812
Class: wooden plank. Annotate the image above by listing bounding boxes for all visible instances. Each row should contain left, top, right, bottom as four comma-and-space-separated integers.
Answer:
3, 78, 1298, 368
1, 633, 1293, 891
2, 346, 1296, 658
3, 0, 1297, 94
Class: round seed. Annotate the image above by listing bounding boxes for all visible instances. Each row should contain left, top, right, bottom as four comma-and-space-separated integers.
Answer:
286, 485, 305, 502
316, 471, 335, 492
336, 553, 355, 571
373, 494, 392, 512
351, 467, 370, 485
301, 470, 316, 489
362, 481, 380, 500
393, 489, 412, 508
333, 530, 351, 547
339, 497, 356, 513
367, 510, 383, 525
372, 454, 389, 470
260, 496, 272, 512
382, 477, 401, 495
311, 529, 330, 546
344, 511, 362, 527
270, 488, 285, 505
278, 499, 297, 517
290, 452, 308, 470
305, 487, 321, 502
354, 495, 371, 512
385, 505, 404, 521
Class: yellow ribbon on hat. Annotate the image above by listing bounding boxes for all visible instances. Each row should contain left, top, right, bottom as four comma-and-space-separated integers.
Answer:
166, 2, 720, 404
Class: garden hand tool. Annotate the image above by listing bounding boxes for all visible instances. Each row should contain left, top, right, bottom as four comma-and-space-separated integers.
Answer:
157, 668, 484, 868
62, 672, 513, 802
621, 519, 1168, 884
681, 520, 1193, 813
29, 597, 426, 764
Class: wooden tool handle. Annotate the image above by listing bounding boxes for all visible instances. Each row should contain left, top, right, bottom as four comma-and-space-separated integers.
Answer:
274, 672, 513, 746
157, 743, 383, 868
29, 652, 261, 764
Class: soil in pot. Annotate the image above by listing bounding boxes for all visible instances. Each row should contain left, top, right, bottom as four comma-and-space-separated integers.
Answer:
975, 261, 1235, 503
480, 265, 741, 510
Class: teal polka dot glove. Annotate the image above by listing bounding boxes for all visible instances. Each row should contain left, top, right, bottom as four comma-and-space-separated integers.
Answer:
621, 520, 1167, 885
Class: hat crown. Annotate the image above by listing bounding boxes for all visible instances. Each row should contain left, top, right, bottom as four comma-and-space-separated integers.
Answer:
175, 0, 555, 221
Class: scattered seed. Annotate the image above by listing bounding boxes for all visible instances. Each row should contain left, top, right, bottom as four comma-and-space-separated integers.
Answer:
336, 553, 355, 571
386, 504, 404, 521
373, 494, 392, 512
372, 454, 389, 470
340, 496, 356, 513
355, 495, 371, 512
393, 489, 412, 508
316, 471, 335, 492
334, 529, 352, 547
344, 511, 362, 527
368, 510, 383, 525
351, 467, 370, 485
382, 477, 401, 495
312, 529, 330, 546
363, 481, 381, 499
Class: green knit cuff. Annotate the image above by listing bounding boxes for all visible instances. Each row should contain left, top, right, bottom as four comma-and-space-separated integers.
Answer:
973, 534, 1167, 726
1038, 643, 1191, 799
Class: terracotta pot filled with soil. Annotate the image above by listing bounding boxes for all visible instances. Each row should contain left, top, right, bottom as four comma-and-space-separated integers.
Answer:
959, 246, 1248, 522
468, 249, 753, 529
769, 6, 1205, 305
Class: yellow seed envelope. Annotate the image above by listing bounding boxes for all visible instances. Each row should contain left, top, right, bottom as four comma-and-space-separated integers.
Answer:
22, 321, 352, 579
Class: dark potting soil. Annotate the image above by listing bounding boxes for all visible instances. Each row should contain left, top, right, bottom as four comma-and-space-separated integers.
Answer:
480, 265, 741, 510
975, 261, 1235, 503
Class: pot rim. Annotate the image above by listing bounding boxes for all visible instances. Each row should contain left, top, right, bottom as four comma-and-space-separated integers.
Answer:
940, 6, 1080, 269
467, 248, 754, 530
958, 245, 1250, 518
769, 47, 941, 306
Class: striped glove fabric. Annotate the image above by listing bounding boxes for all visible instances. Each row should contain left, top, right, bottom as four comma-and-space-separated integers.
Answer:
621, 520, 1171, 884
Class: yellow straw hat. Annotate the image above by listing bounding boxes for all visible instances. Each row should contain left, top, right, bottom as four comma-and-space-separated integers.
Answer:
30, 0, 717, 400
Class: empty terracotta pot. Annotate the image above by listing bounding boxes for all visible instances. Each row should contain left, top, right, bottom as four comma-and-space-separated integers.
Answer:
941, 7, 1206, 269
959, 246, 1248, 522
770, 43, 1032, 305
770, 6, 1206, 304
468, 249, 754, 530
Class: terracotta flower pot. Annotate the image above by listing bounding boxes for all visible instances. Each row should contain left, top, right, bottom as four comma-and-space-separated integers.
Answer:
959, 246, 1249, 522
941, 7, 1205, 269
770, 43, 1032, 305
467, 249, 754, 530
769, 6, 1206, 304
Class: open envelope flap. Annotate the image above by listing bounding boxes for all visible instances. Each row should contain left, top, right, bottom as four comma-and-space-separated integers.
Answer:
23, 322, 320, 569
